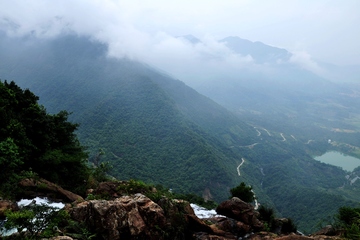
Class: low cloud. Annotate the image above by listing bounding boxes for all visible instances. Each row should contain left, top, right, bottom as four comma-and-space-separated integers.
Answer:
289, 51, 326, 77
1, 0, 345, 85
0, 1, 253, 71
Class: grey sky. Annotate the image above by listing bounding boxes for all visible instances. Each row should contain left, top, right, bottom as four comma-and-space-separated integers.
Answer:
1, 0, 359, 82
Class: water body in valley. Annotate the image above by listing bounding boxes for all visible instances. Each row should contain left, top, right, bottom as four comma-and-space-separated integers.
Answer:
314, 151, 360, 172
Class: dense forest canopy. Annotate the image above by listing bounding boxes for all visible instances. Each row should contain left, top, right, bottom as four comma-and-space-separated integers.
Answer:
0, 80, 89, 196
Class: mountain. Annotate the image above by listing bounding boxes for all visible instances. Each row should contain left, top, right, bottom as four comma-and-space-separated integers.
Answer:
220, 36, 291, 64
1, 33, 359, 232
177, 34, 202, 44
0, 34, 258, 201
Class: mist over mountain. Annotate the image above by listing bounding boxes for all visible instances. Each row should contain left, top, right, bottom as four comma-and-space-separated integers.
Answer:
1, 32, 360, 233
220, 36, 291, 64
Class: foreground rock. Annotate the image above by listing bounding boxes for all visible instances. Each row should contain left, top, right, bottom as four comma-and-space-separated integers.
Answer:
216, 197, 263, 231
70, 194, 177, 239
68, 193, 302, 239
2, 180, 346, 239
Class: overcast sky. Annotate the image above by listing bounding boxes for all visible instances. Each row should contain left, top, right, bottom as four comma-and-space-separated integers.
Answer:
1, 0, 359, 81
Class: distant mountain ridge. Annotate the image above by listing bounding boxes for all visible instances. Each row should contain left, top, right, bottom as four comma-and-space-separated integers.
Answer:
220, 36, 291, 64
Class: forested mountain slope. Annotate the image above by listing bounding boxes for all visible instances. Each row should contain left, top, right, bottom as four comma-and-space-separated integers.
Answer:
0, 34, 256, 201
1, 33, 359, 232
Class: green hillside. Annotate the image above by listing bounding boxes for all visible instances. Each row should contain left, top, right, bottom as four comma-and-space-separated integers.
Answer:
1, 34, 359, 232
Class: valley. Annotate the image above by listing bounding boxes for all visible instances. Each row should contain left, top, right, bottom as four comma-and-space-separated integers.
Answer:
1, 33, 360, 233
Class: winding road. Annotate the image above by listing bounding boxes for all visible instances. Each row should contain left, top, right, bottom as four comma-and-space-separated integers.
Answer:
237, 158, 245, 176
254, 127, 272, 136
280, 133, 286, 141
239, 143, 259, 149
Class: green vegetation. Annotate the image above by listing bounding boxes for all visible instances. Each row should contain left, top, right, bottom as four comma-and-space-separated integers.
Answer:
0, 80, 89, 197
336, 206, 360, 239
230, 182, 254, 203
258, 205, 297, 234
258, 205, 276, 232
3, 204, 98, 240
4, 204, 61, 239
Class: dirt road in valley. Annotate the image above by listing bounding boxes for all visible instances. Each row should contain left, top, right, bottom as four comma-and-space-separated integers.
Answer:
237, 158, 245, 176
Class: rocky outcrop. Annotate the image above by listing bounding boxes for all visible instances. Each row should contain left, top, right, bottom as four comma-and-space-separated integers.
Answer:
70, 193, 169, 239
69, 193, 230, 240
2, 180, 346, 239
70, 192, 327, 239
216, 197, 263, 231
206, 217, 252, 237
18, 178, 84, 203
311, 225, 337, 236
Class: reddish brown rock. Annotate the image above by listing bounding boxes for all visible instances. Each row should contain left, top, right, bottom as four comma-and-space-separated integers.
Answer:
69, 193, 167, 239
0, 200, 18, 217
157, 197, 215, 238
216, 197, 263, 231
311, 225, 337, 236
214, 217, 251, 236
94, 181, 123, 198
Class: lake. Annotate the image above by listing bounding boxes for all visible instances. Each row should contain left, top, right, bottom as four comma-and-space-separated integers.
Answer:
314, 151, 360, 172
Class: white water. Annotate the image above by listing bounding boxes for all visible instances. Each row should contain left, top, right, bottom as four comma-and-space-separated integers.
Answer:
190, 203, 225, 219
17, 197, 65, 209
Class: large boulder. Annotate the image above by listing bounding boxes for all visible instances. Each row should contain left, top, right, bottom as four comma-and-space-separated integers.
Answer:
207, 217, 252, 236
311, 225, 337, 236
69, 193, 168, 239
69, 193, 226, 239
216, 197, 263, 231
93, 181, 124, 198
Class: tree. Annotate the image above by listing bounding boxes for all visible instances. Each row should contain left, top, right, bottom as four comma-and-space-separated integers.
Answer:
230, 182, 254, 203
0, 80, 89, 195
336, 206, 360, 239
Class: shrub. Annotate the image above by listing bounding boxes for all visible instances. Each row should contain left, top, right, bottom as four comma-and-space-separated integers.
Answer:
336, 206, 360, 239
282, 218, 297, 234
229, 182, 254, 203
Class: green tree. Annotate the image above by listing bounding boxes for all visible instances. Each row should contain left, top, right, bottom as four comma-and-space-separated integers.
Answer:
0, 80, 89, 195
230, 182, 254, 203
0, 138, 22, 178
336, 206, 360, 239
